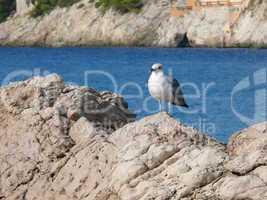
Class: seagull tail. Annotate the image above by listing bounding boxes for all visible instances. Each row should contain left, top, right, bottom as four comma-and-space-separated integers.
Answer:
172, 100, 189, 108
182, 103, 189, 108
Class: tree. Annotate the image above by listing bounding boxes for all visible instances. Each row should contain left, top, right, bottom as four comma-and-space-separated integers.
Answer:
0, 0, 15, 23
31, 0, 80, 17
95, 0, 143, 14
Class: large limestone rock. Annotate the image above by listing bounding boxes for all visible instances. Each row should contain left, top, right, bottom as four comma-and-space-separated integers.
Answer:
0, 74, 135, 199
0, 74, 266, 200
107, 115, 227, 200
0, 0, 266, 47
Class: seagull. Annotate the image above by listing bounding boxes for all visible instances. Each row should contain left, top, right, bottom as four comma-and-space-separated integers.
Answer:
148, 63, 188, 113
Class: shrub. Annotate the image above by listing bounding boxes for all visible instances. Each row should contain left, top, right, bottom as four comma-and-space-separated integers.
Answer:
31, 0, 80, 17
95, 0, 143, 14
0, 0, 15, 23
57, 0, 80, 7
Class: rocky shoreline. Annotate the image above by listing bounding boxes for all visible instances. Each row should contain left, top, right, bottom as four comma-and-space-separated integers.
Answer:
0, 74, 266, 200
0, 0, 267, 48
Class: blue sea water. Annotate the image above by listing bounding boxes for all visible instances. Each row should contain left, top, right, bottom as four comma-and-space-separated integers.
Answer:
0, 47, 266, 143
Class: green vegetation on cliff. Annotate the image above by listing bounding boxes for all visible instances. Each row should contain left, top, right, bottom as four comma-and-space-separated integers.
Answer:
31, 0, 143, 17
0, 0, 15, 23
31, 0, 80, 17
95, 0, 143, 13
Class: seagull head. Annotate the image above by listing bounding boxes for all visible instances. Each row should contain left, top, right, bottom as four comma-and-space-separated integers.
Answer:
151, 63, 163, 74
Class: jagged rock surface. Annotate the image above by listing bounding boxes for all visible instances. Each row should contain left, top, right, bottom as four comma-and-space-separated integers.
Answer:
0, 74, 135, 199
194, 122, 267, 200
0, 0, 266, 47
0, 75, 266, 200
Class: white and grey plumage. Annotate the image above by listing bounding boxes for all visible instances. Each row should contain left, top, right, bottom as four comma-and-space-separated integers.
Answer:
148, 63, 188, 112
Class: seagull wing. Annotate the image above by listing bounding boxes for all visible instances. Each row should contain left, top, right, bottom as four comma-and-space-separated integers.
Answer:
167, 76, 188, 107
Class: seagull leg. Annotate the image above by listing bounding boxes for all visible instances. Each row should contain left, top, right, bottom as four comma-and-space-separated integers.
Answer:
168, 102, 172, 114
159, 100, 162, 112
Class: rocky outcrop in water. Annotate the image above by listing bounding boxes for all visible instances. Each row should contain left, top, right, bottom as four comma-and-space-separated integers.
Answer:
0, 74, 266, 200
0, 0, 266, 47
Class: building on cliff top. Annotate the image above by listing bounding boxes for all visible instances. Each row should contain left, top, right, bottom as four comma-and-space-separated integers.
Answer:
171, 0, 248, 16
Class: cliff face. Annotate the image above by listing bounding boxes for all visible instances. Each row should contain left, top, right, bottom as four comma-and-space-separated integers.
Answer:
231, 0, 267, 47
0, 74, 267, 200
16, 0, 33, 15
0, 0, 266, 47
